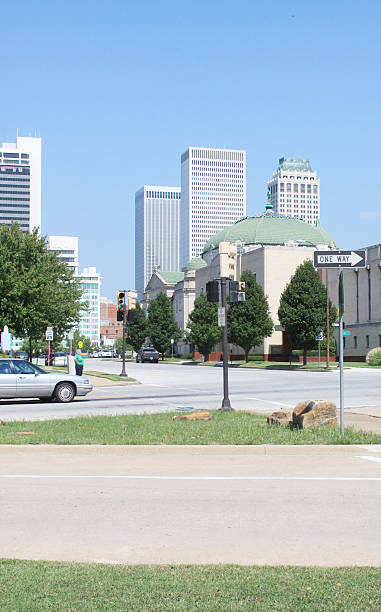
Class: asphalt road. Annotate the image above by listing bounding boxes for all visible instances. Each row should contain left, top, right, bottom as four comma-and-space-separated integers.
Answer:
1, 360, 381, 421
1, 444, 381, 565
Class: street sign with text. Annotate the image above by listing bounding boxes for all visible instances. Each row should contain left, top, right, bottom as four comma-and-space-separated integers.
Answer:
313, 250, 366, 268
218, 307, 226, 327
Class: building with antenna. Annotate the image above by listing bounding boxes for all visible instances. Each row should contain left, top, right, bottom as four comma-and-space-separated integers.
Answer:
0, 135, 42, 232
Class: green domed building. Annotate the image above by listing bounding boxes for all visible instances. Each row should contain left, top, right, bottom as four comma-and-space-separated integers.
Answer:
202, 210, 335, 256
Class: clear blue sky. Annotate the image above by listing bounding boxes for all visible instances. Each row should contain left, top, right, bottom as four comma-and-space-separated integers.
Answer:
1, 0, 380, 299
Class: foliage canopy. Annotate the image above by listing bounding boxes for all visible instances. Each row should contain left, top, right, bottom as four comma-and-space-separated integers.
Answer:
228, 270, 273, 362
187, 292, 222, 361
147, 293, 181, 359
278, 259, 337, 364
0, 224, 84, 356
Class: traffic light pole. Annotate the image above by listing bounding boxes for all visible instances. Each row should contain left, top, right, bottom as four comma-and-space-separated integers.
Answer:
120, 296, 127, 378
220, 277, 233, 411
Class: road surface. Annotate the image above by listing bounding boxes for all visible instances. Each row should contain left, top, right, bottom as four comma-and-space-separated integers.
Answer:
1, 444, 381, 565
1, 360, 380, 421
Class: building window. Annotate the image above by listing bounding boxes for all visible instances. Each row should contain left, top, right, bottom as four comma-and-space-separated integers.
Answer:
366, 335, 370, 348
354, 336, 357, 349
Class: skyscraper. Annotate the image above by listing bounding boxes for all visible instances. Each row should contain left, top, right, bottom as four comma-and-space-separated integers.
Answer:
135, 185, 181, 299
47, 236, 79, 275
0, 136, 42, 232
180, 147, 246, 267
267, 157, 320, 226
78, 266, 101, 345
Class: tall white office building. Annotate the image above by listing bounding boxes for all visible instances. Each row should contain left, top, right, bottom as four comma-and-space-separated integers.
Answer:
135, 186, 181, 300
180, 147, 246, 267
267, 157, 320, 226
78, 266, 101, 345
47, 236, 79, 275
0, 136, 42, 232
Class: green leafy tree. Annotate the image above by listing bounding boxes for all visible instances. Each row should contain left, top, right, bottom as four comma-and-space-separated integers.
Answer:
278, 259, 337, 365
115, 336, 133, 355
228, 270, 273, 362
0, 224, 85, 358
187, 292, 222, 362
126, 303, 148, 353
147, 293, 181, 360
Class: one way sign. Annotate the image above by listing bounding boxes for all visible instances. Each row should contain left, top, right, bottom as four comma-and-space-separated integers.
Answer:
313, 250, 366, 268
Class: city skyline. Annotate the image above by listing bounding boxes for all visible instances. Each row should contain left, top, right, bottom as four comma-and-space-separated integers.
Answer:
1, 1, 380, 298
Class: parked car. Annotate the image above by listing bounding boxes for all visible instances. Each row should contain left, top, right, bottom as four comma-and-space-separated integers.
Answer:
15, 351, 28, 360
0, 358, 93, 403
44, 352, 67, 366
136, 346, 159, 363
100, 350, 113, 358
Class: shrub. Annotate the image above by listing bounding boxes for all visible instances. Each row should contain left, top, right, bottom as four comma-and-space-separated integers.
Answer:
248, 355, 263, 361
366, 347, 381, 366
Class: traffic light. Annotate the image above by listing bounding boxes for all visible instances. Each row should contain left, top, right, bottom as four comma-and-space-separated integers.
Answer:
117, 290, 125, 321
127, 310, 138, 323
230, 280, 246, 303
206, 280, 219, 303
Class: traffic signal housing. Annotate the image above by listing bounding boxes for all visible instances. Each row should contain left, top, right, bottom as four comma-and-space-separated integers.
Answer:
117, 290, 125, 321
230, 280, 246, 303
206, 280, 219, 303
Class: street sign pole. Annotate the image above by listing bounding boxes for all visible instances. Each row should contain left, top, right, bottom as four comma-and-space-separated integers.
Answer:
220, 277, 232, 411
338, 270, 344, 435
318, 339, 321, 368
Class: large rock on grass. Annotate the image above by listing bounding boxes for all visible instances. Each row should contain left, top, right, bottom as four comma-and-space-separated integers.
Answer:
267, 411, 292, 426
292, 400, 337, 429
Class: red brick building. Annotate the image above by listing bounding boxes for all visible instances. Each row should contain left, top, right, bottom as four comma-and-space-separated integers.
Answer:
100, 298, 123, 345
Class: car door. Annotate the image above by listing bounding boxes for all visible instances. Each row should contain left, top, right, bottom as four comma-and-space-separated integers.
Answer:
0, 360, 16, 398
12, 360, 49, 398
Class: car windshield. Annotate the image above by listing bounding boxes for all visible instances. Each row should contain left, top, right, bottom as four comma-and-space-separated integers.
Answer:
12, 360, 47, 374
143, 348, 156, 352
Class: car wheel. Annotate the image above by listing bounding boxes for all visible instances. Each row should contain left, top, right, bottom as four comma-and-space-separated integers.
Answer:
54, 382, 75, 403
136, 357, 139, 363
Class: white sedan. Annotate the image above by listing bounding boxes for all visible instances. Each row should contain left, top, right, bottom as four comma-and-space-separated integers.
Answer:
0, 359, 93, 403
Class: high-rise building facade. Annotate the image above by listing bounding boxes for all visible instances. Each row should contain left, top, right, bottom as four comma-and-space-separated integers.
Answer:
47, 236, 79, 275
0, 136, 42, 232
180, 147, 246, 267
267, 157, 320, 226
135, 185, 181, 300
78, 266, 101, 345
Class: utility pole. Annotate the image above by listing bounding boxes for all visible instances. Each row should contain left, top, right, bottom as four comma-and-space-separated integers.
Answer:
120, 292, 127, 378
220, 277, 232, 411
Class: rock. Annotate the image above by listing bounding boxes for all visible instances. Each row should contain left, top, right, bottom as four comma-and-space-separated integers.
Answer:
292, 400, 337, 429
267, 411, 292, 426
173, 411, 212, 421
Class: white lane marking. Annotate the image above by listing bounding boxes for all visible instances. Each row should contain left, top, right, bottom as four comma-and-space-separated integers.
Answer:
247, 398, 293, 408
1, 475, 381, 481
357, 456, 381, 464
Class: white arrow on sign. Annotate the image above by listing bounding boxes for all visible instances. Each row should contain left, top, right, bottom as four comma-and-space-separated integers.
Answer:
317, 251, 364, 267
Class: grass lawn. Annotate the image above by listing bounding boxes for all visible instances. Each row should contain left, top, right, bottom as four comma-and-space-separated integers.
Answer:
44, 366, 136, 383
85, 371, 137, 383
0, 560, 380, 611
0, 411, 379, 445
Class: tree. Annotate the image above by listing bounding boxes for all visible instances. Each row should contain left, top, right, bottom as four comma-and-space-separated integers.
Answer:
0, 224, 85, 358
228, 270, 273, 362
187, 292, 222, 362
126, 302, 148, 353
278, 259, 337, 365
147, 293, 181, 360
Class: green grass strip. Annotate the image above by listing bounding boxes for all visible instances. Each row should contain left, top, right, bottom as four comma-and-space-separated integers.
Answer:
0, 561, 380, 611
0, 411, 379, 445
85, 371, 137, 382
